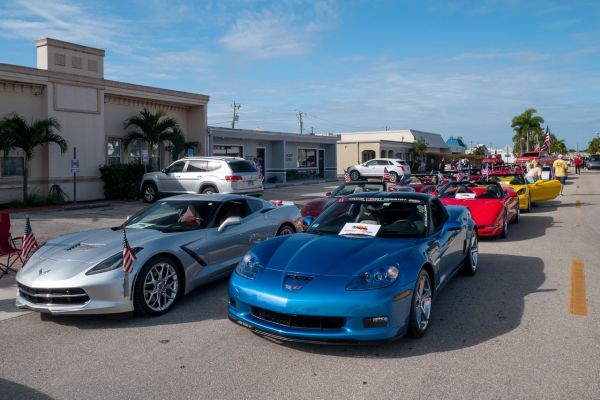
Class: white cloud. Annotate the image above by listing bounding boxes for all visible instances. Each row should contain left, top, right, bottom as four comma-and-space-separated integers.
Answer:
219, 2, 336, 59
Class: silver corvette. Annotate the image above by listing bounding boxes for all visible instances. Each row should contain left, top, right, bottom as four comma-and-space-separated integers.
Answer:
16, 194, 303, 316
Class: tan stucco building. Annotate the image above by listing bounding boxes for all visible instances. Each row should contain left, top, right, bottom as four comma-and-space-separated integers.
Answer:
336, 129, 450, 174
0, 38, 208, 203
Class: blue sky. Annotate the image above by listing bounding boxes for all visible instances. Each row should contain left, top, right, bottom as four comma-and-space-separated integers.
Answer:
1, 0, 599, 150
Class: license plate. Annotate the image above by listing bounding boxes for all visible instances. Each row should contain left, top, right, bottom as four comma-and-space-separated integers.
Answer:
248, 180, 254, 186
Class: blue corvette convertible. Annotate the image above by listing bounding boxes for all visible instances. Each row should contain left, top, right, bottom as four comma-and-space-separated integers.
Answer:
228, 192, 477, 342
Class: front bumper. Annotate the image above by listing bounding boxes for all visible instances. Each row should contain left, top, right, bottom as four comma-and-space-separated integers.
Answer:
228, 273, 415, 342
15, 270, 134, 315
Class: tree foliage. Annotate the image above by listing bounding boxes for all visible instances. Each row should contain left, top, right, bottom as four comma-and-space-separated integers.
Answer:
123, 108, 183, 170
511, 108, 544, 154
411, 137, 428, 158
549, 134, 567, 154
0, 113, 67, 203
472, 145, 487, 156
587, 137, 600, 154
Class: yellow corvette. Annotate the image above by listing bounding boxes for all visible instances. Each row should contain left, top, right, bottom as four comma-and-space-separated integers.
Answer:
491, 174, 561, 211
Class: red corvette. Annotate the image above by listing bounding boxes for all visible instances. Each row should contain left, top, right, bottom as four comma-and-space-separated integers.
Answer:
437, 181, 519, 238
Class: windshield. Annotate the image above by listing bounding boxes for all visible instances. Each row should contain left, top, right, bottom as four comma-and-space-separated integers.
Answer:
492, 175, 525, 185
307, 198, 427, 238
126, 200, 218, 232
438, 183, 503, 199
332, 182, 385, 196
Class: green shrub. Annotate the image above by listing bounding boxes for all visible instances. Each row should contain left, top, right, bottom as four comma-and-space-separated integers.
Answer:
99, 163, 151, 200
267, 175, 278, 184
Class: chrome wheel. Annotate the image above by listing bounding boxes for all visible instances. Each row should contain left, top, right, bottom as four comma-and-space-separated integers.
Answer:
143, 261, 179, 313
469, 234, 478, 271
349, 170, 360, 181
414, 272, 432, 331
143, 183, 157, 203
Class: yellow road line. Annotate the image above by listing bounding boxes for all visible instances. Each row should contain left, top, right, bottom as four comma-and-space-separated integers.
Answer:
569, 260, 588, 316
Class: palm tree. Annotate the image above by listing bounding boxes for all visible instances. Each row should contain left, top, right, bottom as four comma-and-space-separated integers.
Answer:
511, 108, 544, 154
549, 135, 567, 154
122, 108, 183, 170
167, 126, 199, 160
0, 113, 67, 203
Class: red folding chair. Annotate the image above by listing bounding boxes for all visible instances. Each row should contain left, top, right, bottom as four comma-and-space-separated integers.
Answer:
0, 212, 23, 278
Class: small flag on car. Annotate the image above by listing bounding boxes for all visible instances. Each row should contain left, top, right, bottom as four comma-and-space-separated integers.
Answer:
122, 228, 137, 273
22, 216, 38, 260
383, 167, 391, 181
344, 170, 351, 182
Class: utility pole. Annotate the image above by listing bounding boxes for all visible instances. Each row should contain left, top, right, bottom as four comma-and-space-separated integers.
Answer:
297, 111, 305, 134
310, 127, 314, 134
231, 101, 241, 128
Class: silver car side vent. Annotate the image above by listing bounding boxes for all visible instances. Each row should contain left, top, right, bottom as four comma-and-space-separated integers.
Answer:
180, 245, 208, 267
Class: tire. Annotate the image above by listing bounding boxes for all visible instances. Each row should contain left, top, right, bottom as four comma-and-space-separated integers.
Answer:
524, 195, 531, 213
389, 171, 399, 183
133, 256, 181, 317
461, 232, 478, 276
201, 186, 217, 194
499, 212, 508, 238
514, 207, 520, 223
349, 170, 360, 181
408, 269, 433, 338
276, 224, 295, 236
142, 183, 158, 203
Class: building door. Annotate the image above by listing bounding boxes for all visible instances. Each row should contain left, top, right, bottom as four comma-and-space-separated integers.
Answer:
318, 149, 325, 178
256, 147, 266, 180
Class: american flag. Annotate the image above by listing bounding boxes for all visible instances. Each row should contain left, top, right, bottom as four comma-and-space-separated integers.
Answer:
122, 229, 137, 273
481, 166, 489, 179
22, 216, 38, 260
541, 126, 551, 152
344, 170, 351, 182
456, 171, 464, 182
534, 142, 540, 151
383, 167, 391, 181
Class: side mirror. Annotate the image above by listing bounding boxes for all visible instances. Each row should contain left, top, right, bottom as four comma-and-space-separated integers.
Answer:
161, 168, 167, 174
218, 216, 242, 232
325, 191, 332, 196
446, 221, 462, 231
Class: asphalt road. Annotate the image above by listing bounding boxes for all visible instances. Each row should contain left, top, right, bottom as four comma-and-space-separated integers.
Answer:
1, 173, 599, 400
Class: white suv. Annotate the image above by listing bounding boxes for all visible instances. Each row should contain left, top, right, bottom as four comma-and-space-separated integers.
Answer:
346, 158, 411, 183
140, 157, 264, 203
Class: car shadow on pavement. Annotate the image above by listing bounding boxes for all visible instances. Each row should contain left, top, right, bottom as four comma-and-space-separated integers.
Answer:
273, 253, 546, 358
39, 278, 230, 329
0, 378, 54, 400
534, 200, 594, 212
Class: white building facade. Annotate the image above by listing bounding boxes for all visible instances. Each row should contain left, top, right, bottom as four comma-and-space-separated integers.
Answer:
0, 38, 208, 203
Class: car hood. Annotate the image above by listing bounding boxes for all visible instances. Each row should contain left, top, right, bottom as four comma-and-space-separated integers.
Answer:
440, 198, 503, 225
18, 227, 195, 283
258, 233, 420, 278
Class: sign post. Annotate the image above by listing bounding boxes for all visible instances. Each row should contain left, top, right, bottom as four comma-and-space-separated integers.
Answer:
71, 147, 79, 204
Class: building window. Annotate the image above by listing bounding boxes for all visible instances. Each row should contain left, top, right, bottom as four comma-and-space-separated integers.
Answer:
129, 140, 142, 164
107, 138, 122, 165
72, 56, 82, 69
297, 149, 317, 168
361, 150, 376, 163
213, 145, 243, 157
1, 156, 24, 177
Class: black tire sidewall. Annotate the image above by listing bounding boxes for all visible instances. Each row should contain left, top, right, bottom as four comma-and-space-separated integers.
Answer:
349, 171, 360, 181
143, 183, 158, 203
277, 225, 295, 235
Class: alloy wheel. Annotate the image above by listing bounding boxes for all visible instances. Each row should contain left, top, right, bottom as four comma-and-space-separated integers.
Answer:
414, 273, 432, 331
143, 261, 179, 312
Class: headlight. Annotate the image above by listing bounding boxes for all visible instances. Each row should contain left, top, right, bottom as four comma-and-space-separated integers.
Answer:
85, 247, 143, 275
235, 252, 262, 280
517, 188, 526, 195
346, 266, 400, 290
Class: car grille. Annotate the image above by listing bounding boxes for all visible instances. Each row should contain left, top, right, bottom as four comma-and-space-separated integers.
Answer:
251, 306, 344, 330
18, 284, 90, 305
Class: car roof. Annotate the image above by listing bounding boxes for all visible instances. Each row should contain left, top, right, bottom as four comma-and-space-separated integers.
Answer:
177, 157, 247, 162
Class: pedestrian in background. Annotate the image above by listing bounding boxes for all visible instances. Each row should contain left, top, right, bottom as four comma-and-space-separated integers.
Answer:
552, 154, 569, 196
574, 154, 583, 175
438, 158, 445, 172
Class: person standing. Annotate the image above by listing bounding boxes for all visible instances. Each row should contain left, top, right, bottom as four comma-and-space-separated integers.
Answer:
574, 154, 583, 175
525, 160, 542, 182
552, 154, 569, 196
438, 158, 445, 172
